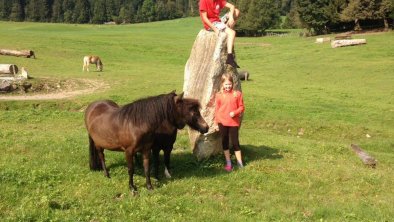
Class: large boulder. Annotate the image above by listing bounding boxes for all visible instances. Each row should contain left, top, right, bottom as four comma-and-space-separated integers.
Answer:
183, 29, 242, 160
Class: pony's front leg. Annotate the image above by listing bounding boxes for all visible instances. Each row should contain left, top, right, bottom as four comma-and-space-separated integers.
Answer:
142, 148, 153, 190
125, 149, 138, 194
152, 147, 160, 180
163, 148, 172, 178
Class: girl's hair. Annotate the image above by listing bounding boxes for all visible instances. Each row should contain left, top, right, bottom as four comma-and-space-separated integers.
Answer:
220, 73, 234, 91
220, 73, 239, 97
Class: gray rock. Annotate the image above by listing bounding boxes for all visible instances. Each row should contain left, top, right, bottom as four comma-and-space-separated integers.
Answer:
183, 30, 242, 160
0, 80, 12, 92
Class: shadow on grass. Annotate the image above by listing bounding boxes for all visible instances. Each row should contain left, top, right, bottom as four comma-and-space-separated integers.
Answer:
104, 144, 283, 186
157, 144, 282, 180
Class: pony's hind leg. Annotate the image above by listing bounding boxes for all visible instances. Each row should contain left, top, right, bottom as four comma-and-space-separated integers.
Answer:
142, 148, 153, 190
97, 148, 110, 178
89, 135, 102, 171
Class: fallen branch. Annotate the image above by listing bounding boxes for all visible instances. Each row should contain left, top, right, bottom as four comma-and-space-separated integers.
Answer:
350, 144, 377, 168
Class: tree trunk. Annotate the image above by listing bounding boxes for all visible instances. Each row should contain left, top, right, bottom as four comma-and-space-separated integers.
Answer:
183, 30, 242, 160
0, 64, 18, 74
331, 39, 367, 48
383, 18, 388, 30
354, 19, 362, 31
0, 49, 35, 58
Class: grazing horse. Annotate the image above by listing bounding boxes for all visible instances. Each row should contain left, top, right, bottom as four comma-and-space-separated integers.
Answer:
84, 92, 209, 193
82, 55, 103, 72
152, 120, 177, 179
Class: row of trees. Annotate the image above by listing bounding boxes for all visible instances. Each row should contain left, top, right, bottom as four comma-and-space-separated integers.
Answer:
284, 0, 394, 35
0, 0, 393, 35
0, 0, 199, 24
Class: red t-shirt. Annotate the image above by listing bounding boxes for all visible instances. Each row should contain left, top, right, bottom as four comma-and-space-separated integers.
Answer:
214, 90, 245, 127
199, 0, 227, 30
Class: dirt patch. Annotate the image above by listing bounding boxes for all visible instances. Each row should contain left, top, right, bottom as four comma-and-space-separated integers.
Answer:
0, 78, 109, 101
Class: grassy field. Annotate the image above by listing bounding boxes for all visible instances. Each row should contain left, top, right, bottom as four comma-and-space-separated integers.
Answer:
0, 17, 393, 221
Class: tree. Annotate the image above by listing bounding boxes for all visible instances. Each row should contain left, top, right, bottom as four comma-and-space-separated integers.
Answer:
52, 0, 64, 22
138, 0, 156, 22
92, 0, 106, 23
297, 0, 330, 35
73, 0, 90, 23
0, 0, 12, 20
376, 0, 393, 29
63, 0, 75, 23
9, 0, 24, 21
156, 0, 169, 20
341, 0, 392, 30
26, 0, 42, 21
237, 0, 281, 36
283, 0, 302, 28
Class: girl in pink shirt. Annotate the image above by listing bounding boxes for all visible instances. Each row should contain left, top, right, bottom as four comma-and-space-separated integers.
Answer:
215, 73, 245, 171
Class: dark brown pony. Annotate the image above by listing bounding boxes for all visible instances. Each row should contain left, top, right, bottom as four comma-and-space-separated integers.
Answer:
84, 92, 208, 193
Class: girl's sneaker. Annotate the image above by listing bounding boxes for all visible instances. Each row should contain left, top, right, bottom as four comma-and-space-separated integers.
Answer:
224, 165, 232, 172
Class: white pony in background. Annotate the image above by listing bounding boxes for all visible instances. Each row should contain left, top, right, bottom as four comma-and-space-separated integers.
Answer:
82, 55, 103, 72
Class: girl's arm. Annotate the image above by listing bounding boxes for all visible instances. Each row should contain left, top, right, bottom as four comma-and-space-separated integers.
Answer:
233, 92, 245, 115
214, 94, 221, 123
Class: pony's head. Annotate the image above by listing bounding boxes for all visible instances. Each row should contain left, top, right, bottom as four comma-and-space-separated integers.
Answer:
173, 92, 208, 134
97, 59, 103, 71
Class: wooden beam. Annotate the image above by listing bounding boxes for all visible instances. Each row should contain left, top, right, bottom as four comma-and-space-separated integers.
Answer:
0, 49, 35, 58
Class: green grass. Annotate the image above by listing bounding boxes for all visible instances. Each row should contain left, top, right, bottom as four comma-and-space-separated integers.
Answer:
0, 17, 393, 221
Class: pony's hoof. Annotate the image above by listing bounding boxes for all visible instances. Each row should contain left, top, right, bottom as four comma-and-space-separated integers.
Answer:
131, 190, 139, 197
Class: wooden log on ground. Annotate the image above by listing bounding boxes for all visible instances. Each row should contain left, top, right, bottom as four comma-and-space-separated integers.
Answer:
350, 144, 377, 168
0, 64, 18, 74
183, 30, 241, 160
331, 39, 366, 48
0, 49, 35, 58
315, 37, 331, 43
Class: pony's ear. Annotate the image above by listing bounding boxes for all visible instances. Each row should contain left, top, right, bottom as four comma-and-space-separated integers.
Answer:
174, 92, 184, 104
170, 90, 176, 94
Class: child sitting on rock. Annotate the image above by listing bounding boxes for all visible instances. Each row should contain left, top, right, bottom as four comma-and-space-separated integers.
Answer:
199, 0, 240, 68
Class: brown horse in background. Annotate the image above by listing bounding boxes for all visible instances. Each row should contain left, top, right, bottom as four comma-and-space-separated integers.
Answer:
82, 55, 103, 72
84, 91, 208, 194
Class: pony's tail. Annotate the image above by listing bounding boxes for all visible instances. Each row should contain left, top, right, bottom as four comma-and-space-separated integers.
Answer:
89, 135, 102, 171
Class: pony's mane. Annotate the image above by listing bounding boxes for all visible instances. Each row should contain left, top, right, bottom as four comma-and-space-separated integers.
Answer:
117, 92, 176, 128
182, 98, 201, 110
